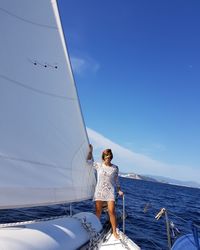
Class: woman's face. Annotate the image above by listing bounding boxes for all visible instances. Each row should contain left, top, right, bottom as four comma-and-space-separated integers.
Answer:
103, 154, 112, 164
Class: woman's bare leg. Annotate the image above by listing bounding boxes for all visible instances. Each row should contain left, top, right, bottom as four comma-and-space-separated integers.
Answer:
95, 200, 103, 218
107, 201, 119, 239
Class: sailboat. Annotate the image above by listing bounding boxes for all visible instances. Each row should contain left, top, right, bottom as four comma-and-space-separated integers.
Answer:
0, 0, 140, 249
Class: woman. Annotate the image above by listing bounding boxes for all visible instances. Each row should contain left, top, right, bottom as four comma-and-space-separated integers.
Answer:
87, 144, 123, 239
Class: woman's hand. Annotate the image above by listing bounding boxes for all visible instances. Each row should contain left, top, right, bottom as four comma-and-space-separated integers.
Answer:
89, 144, 93, 153
118, 190, 124, 196
87, 144, 93, 160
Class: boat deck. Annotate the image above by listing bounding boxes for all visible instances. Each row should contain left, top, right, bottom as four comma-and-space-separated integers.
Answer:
100, 230, 141, 250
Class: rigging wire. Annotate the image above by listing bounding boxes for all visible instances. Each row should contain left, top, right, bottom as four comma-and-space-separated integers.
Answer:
0, 74, 75, 100
0, 7, 57, 29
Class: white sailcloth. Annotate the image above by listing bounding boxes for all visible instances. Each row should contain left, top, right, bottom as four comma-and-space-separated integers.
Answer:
0, 0, 96, 208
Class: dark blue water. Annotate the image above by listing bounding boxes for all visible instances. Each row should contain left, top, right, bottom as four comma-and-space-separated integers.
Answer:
1, 178, 200, 250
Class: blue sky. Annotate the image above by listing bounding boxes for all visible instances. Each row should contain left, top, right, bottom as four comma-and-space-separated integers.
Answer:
58, 0, 200, 183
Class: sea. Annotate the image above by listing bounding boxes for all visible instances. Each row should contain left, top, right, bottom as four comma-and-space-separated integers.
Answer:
1, 177, 200, 250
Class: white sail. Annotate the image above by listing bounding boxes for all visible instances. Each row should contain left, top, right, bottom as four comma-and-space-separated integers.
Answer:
0, 0, 96, 208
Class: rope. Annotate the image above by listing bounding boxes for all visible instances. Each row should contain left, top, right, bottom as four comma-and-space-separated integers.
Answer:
146, 237, 163, 250
145, 204, 200, 229
155, 207, 200, 250
0, 215, 68, 228
192, 224, 200, 249
168, 210, 200, 229
118, 230, 136, 250
75, 216, 101, 250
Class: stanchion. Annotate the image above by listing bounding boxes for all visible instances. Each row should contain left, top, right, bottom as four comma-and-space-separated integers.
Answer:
123, 194, 125, 233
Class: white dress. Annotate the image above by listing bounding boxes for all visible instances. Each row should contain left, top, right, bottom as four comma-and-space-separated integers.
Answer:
89, 161, 120, 201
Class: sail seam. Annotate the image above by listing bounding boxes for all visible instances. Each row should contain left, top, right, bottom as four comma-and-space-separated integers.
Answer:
0, 74, 76, 101
0, 7, 57, 29
0, 153, 69, 170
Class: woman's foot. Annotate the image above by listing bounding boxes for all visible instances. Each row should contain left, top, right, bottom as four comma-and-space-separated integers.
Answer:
112, 232, 120, 239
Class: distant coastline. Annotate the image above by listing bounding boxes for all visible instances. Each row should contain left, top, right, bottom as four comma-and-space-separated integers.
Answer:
119, 172, 159, 182
119, 172, 200, 189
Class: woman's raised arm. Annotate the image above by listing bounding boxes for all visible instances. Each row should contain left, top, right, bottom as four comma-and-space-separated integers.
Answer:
87, 144, 93, 160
